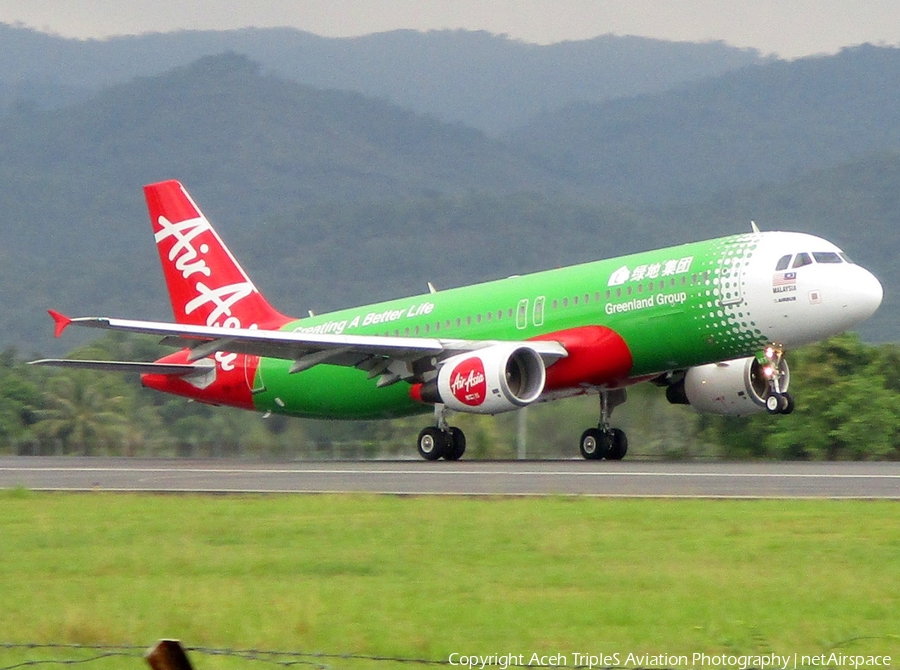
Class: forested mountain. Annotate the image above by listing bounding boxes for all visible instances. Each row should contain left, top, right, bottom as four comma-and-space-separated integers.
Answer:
509, 44, 900, 203
0, 23, 767, 134
1, 48, 899, 354
0, 53, 620, 352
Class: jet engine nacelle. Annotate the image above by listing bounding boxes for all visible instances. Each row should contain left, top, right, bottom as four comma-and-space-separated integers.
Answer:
431, 344, 547, 414
670, 356, 790, 416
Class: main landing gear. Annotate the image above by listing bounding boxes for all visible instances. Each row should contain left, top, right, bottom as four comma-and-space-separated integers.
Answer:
417, 392, 632, 462
761, 345, 794, 416
417, 405, 466, 461
579, 389, 628, 460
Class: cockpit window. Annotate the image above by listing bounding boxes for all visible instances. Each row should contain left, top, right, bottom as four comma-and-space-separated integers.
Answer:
813, 252, 842, 264
792, 253, 813, 269
775, 254, 792, 271
839, 252, 854, 264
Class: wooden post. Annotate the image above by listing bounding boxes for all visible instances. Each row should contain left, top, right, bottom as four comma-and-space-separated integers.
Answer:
145, 640, 193, 670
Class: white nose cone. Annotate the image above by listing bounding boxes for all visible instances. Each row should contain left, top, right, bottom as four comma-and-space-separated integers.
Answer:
847, 267, 884, 325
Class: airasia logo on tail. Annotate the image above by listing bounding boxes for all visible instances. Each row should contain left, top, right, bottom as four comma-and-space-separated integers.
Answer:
145, 180, 287, 373
449, 357, 487, 406
154, 212, 255, 330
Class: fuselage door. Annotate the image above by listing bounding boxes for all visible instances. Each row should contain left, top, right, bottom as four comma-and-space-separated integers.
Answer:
719, 254, 746, 306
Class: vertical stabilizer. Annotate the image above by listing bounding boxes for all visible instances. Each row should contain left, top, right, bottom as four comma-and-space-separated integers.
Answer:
144, 180, 290, 329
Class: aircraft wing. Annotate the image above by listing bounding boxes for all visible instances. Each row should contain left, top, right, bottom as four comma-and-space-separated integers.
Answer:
44, 311, 568, 386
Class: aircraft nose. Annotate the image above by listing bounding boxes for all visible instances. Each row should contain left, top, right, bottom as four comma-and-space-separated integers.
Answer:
847, 266, 883, 323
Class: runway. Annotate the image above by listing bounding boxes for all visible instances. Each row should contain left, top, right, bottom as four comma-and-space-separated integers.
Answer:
1, 457, 899, 497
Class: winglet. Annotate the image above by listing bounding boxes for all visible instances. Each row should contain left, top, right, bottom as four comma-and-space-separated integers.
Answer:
48, 310, 72, 338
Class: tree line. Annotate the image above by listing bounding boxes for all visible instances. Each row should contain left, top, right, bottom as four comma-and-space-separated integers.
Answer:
1, 332, 898, 460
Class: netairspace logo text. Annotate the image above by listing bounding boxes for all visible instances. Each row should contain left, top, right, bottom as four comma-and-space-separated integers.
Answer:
447, 652, 893, 670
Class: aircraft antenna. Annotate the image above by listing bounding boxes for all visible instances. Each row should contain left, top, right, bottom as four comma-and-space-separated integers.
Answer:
751, 220, 760, 233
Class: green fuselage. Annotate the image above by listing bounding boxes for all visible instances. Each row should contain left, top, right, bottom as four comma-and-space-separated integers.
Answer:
252, 233, 767, 419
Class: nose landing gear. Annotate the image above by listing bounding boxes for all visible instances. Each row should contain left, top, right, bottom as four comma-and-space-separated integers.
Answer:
760, 345, 794, 415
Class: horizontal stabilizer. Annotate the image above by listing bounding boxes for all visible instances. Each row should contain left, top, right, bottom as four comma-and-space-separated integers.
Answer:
48, 309, 72, 338
28, 359, 205, 376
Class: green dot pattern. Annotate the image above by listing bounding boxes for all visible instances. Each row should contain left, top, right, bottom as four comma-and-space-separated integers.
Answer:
689, 233, 768, 358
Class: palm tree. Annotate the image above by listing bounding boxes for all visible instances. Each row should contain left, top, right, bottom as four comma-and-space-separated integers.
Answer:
34, 373, 129, 455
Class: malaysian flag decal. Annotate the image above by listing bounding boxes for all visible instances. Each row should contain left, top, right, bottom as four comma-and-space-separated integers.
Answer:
773, 271, 797, 287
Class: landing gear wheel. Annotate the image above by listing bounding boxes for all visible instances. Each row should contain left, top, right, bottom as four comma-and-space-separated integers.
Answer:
765, 393, 781, 414
580, 428, 610, 460
444, 427, 467, 461
607, 428, 628, 460
766, 392, 793, 415
417, 427, 448, 461
781, 393, 795, 415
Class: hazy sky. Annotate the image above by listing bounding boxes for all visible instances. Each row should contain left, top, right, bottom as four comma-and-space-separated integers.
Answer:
1, 1, 899, 59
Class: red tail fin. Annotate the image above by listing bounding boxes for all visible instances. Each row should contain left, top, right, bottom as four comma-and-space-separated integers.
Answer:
145, 180, 290, 329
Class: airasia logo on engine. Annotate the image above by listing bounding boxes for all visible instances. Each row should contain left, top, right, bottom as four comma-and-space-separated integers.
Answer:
449, 357, 487, 406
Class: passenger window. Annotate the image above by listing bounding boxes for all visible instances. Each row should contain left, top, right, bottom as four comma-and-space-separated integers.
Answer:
775, 255, 792, 271
792, 253, 813, 269
813, 252, 842, 264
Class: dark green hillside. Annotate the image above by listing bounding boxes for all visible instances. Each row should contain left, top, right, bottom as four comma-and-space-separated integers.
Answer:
0, 54, 619, 353
1, 52, 898, 354
241, 194, 644, 315
0, 23, 766, 134
0, 53, 565, 206
509, 45, 900, 204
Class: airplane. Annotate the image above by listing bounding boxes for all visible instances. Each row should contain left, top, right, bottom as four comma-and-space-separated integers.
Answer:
31, 180, 884, 460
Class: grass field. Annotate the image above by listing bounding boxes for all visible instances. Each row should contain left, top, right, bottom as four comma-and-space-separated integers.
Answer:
0, 491, 897, 669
